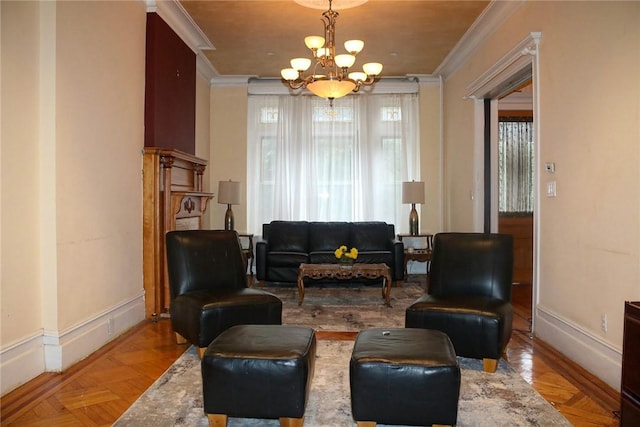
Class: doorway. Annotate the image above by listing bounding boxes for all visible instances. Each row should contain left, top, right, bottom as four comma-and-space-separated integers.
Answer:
465, 32, 541, 332
498, 82, 534, 332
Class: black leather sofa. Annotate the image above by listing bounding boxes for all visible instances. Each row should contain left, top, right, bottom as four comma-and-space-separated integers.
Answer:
256, 221, 404, 285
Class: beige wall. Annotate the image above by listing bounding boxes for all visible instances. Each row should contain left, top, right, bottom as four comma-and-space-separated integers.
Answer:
1, 0, 147, 394
55, 0, 146, 328
209, 86, 249, 232
419, 82, 443, 235
195, 73, 212, 228
442, 1, 640, 388
1, 0, 44, 345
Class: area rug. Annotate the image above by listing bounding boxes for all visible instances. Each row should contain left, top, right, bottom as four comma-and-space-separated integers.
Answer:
114, 341, 571, 427
270, 281, 426, 331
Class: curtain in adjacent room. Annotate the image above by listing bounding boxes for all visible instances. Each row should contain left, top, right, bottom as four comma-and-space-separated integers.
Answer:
498, 117, 534, 213
247, 92, 420, 234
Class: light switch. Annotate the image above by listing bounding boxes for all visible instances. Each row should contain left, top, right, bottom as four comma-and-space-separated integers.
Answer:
546, 181, 557, 197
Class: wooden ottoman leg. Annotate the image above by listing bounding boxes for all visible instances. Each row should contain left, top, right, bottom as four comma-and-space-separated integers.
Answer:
357, 422, 377, 427
483, 358, 499, 373
207, 413, 227, 427
198, 347, 207, 359
175, 332, 187, 344
279, 416, 304, 427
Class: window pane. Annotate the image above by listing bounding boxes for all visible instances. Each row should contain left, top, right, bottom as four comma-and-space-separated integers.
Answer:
498, 119, 534, 213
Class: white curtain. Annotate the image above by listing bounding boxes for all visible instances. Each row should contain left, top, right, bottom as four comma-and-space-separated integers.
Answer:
498, 118, 534, 213
247, 93, 420, 234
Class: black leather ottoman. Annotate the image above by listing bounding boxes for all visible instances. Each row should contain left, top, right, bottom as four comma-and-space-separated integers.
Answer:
201, 324, 316, 427
350, 328, 460, 427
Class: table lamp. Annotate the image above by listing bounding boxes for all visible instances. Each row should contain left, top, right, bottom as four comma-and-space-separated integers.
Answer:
218, 180, 240, 231
402, 180, 425, 235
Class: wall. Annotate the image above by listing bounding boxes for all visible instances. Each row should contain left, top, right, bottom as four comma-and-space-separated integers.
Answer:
442, 1, 640, 388
419, 81, 443, 235
1, 0, 44, 388
144, 12, 196, 153
209, 85, 249, 232
1, 0, 147, 395
195, 73, 212, 228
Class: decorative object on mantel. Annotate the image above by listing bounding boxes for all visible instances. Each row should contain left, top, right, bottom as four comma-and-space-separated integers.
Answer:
280, 0, 383, 106
217, 180, 240, 230
334, 244, 358, 266
402, 180, 425, 235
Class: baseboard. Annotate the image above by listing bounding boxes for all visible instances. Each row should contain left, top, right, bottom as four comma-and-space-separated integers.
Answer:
0, 332, 46, 396
535, 305, 622, 390
1, 293, 145, 395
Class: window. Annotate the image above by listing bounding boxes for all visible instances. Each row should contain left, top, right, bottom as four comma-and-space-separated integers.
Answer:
247, 93, 420, 233
498, 115, 534, 213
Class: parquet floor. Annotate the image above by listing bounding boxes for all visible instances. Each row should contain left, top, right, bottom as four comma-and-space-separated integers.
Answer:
1, 280, 621, 426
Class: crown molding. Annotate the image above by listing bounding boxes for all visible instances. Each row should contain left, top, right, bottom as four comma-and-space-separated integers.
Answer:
211, 76, 254, 87
407, 74, 441, 85
196, 55, 217, 83
146, 0, 214, 53
434, 0, 526, 79
247, 77, 419, 95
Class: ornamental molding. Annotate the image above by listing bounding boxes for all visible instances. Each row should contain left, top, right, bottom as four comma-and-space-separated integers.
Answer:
465, 32, 541, 100
434, 0, 527, 79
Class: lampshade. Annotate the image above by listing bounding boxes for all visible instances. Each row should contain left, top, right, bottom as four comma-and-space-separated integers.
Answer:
402, 181, 425, 204
217, 180, 240, 205
307, 78, 356, 99
344, 39, 364, 54
362, 62, 383, 76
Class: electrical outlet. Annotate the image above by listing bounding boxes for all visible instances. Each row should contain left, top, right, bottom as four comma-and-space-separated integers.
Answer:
107, 318, 114, 336
601, 314, 608, 333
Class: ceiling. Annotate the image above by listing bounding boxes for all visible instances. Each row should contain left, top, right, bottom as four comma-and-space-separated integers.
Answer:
178, 0, 490, 79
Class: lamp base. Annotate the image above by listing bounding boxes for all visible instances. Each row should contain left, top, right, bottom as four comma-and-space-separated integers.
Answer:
224, 205, 234, 231
409, 204, 419, 236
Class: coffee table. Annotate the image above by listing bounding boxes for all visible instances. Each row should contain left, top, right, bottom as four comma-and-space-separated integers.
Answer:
296, 263, 392, 306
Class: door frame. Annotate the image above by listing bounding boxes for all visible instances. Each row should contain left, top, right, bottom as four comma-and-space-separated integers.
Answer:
465, 32, 542, 331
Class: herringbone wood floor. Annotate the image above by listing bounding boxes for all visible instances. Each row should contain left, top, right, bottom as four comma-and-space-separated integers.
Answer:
1, 281, 621, 426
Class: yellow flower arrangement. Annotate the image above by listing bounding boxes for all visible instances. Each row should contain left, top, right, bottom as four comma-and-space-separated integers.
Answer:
334, 245, 358, 262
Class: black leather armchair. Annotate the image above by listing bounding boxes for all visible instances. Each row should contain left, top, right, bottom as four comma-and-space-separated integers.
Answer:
165, 230, 282, 357
405, 232, 514, 372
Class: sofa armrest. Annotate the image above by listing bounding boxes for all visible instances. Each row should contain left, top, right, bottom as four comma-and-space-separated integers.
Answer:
392, 239, 405, 281
256, 240, 268, 280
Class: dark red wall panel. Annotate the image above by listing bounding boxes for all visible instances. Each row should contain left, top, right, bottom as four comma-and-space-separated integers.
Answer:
145, 13, 196, 154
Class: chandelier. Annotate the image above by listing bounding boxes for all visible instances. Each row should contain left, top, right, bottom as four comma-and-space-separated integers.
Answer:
280, 0, 383, 105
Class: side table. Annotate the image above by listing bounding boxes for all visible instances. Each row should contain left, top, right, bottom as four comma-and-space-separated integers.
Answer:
403, 250, 432, 278
398, 234, 433, 278
237, 233, 254, 276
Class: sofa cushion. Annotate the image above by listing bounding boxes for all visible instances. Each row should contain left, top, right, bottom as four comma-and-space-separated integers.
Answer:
267, 252, 309, 267
356, 251, 393, 265
267, 221, 309, 252
350, 222, 391, 251
309, 222, 350, 252
309, 251, 341, 264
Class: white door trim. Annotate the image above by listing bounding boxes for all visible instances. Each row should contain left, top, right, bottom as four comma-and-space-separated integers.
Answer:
464, 32, 542, 332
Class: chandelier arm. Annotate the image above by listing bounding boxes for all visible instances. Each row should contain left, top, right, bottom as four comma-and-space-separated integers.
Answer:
361, 75, 378, 86
286, 79, 307, 90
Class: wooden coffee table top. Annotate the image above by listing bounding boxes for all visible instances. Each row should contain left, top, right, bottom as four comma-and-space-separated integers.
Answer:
297, 263, 392, 306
